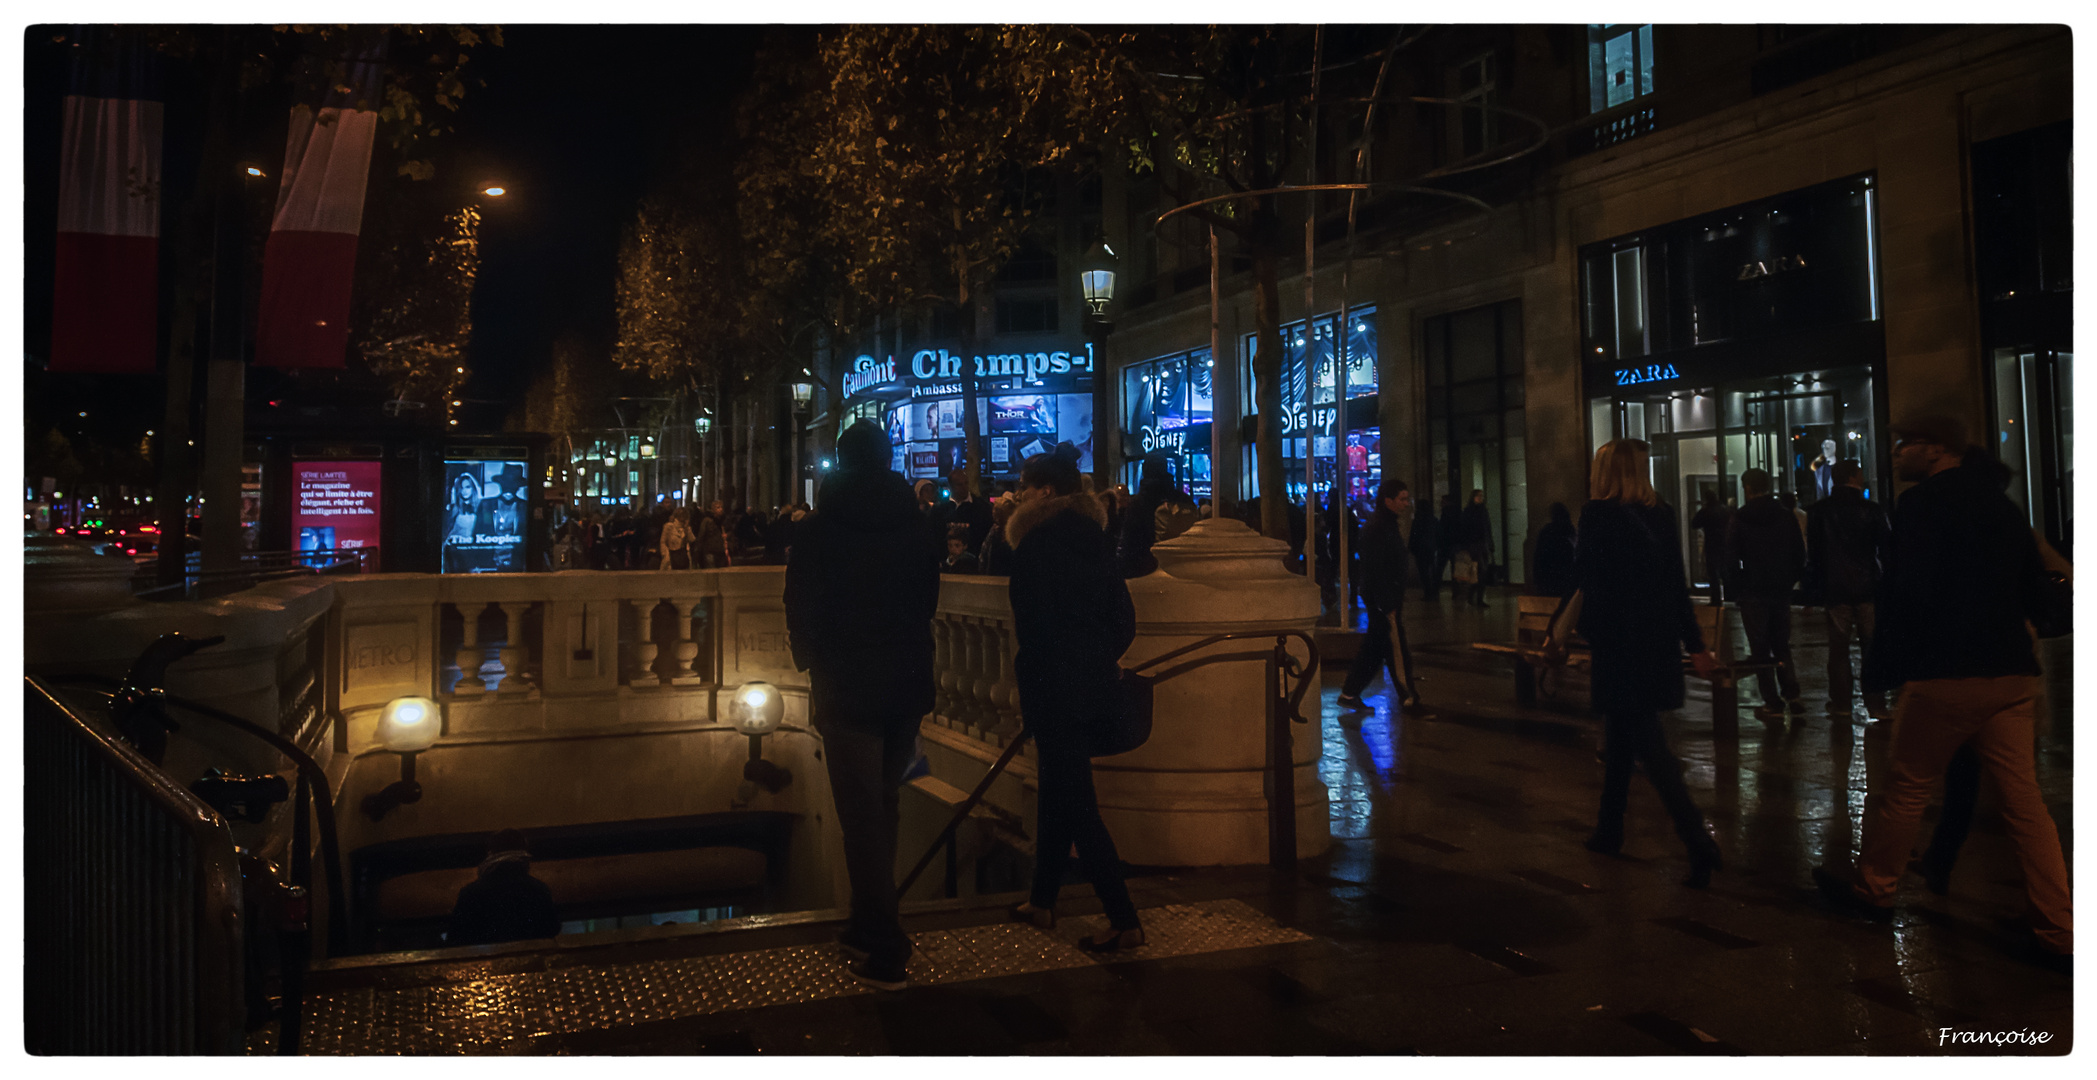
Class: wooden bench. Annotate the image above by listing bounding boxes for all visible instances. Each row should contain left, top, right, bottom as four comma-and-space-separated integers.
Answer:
1472, 596, 1774, 727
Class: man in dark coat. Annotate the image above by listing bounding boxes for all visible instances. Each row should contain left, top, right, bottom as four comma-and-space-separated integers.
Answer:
1005, 448, 1143, 947
1410, 497, 1441, 601
1119, 456, 1177, 578
1804, 460, 1890, 715
1338, 479, 1420, 712
1815, 416, 2070, 963
1689, 490, 1735, 601
1531, 502, 1578, 598
941, 470, 995, 554
1726, 468, 1806, 719
1435, 493, 1462, 597
447, 829, 561, 946
1459, 489, 1494, 607
783, 420, 942, 990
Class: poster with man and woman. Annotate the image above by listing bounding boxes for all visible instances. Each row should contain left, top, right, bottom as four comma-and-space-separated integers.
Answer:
442, 460, 529, 573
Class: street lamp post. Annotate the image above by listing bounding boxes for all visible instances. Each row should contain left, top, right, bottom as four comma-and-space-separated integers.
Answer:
789, 375, 814, 508
1080, 235, 1119, 490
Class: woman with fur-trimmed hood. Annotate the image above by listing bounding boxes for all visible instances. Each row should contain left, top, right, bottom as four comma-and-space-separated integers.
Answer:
1003, 449, 1145, 952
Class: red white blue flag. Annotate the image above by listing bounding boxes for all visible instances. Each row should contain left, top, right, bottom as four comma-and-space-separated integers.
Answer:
50, 28, 162, 373
255, 43, 385, 368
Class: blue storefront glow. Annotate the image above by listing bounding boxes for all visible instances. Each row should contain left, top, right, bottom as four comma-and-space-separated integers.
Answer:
839, 344, 1097, 485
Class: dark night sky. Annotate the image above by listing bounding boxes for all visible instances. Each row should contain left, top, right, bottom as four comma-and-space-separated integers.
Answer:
454, 24, 765, 411
20, 24, 768, 444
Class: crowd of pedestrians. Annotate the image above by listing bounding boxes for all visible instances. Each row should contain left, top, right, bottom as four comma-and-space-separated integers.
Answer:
1318, 420, 2069, 966
476, 412, 2067, 976
547, 495, 808, 572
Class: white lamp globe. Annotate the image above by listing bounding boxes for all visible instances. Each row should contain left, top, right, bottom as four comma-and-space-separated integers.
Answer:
732, 681, 784, 736
378, 696, 441, 753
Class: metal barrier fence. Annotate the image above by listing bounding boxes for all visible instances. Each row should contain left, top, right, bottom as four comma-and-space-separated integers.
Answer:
132, 547, 378, 601
22, 678, 246, 1055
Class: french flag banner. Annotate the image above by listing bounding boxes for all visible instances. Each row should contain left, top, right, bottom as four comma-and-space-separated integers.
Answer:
50, 29, 163, 374
255, 45, 385, 368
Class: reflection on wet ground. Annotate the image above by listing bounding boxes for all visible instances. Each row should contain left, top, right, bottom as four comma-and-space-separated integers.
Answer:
293, 588, 2071, 1054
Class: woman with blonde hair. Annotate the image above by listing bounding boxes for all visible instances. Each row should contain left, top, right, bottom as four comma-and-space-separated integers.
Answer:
1575, 439, 1725, 887
658, 506, 692, 570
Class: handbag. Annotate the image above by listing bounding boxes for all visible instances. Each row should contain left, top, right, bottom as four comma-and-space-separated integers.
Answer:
1091, 667, 1156, 757
1454, 552, 1479, 584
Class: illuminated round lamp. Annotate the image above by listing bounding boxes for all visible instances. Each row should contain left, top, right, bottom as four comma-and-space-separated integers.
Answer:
377, 696, 441, 753
732, 681, 784, 736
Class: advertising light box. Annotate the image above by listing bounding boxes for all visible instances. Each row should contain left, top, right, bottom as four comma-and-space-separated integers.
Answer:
292, 461, 382, 568
442, 459, 529, 573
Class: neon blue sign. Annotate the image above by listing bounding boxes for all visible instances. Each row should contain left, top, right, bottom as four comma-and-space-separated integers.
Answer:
1614, 362, 1682, 387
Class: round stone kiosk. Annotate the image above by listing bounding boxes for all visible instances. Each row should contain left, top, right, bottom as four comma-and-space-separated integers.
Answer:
1093, 516, 1326, 866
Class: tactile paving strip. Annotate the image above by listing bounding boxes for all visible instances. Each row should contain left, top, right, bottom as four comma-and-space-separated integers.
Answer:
296, 898, 1310, 1054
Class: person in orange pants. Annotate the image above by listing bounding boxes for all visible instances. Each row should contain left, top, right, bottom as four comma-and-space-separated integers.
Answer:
1812, 416, 2070, 964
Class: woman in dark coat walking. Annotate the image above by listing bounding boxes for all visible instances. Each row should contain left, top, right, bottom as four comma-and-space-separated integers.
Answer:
1576, 439, 1724, 888
1004, 450, 1145, 951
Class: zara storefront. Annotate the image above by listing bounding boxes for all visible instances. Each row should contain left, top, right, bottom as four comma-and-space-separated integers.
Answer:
836, 343, 1099, 485
1580, 173, 1888, 589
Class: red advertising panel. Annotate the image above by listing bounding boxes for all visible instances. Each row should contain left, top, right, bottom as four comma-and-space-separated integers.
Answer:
292, 461, 382, 568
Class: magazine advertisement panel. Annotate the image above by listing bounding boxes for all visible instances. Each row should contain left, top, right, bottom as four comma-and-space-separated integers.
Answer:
442, 459, 529, 573
291, 461, 382, 569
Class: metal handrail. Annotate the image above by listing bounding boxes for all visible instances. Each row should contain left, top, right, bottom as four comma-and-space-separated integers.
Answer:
134, 548, 377, 600
57, 673, 349, 959
24, 678, 246, 1054
899, 629, 1323, 896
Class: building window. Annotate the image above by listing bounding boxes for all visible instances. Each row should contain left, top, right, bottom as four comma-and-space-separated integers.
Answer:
1456, 52, 1497, 158
996, 239, 1058, 284
1424, 300, 1527, 585
1238, 307, 1380, 504
1588, 24, 1655, 113
995, 295, 1059, 335
1121, 347, 1214, 499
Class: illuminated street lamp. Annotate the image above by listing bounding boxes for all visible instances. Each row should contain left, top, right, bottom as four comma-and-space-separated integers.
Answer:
733, 681, 793, 793
363, 696, 441, 821
790, 376, 814, 408
693, 415, 712, 436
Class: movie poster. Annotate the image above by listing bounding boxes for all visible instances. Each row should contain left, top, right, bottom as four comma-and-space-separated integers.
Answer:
292, 461, 382, 569
1056, 394, 1095, 473
441, 459, 528, 573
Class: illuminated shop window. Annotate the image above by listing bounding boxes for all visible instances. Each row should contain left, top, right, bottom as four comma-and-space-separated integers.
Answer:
1588, 24, 1655, 113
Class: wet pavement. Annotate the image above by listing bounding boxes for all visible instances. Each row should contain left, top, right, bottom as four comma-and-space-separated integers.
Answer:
290, 588, 2072, 1054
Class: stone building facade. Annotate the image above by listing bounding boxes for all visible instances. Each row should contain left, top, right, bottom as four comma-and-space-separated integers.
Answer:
1100, 24, 2073, 583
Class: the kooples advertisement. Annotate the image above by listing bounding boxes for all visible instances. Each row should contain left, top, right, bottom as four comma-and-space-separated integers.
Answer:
442, 460, 528, 573
292, 461, 382, 566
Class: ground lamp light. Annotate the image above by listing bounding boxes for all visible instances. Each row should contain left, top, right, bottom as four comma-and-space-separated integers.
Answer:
732, 681, 792, 793
1080, 235, 1119, 317
363, 696, 440, 821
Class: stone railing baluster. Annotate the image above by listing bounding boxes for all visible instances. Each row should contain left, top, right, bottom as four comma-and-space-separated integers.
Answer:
453, 601, 486, 695
497, 601, 529, 692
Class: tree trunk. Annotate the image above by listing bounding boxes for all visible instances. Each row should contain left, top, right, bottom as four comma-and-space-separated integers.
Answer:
956, 281, 982, 498
1250, 245, 1287, 541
